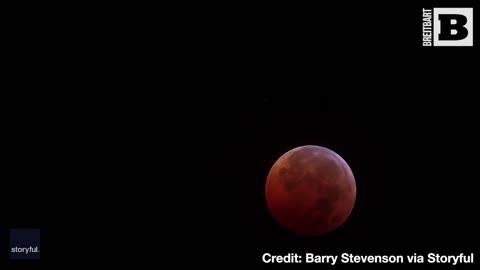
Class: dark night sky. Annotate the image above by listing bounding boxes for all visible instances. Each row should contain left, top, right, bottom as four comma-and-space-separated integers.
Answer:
209, 92, 479, 268
2, 1, 479, 268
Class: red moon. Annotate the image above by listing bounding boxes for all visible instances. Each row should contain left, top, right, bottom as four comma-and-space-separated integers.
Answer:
265, 145, 356, 236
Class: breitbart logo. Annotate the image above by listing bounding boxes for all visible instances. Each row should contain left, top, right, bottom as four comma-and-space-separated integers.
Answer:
423, 8, 473, 46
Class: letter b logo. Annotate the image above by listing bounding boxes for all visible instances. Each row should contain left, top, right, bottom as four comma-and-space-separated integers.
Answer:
434, 8, 473, 46
438, 14, 469, 40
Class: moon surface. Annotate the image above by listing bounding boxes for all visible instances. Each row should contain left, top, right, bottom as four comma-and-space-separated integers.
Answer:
265, 145, 356, 236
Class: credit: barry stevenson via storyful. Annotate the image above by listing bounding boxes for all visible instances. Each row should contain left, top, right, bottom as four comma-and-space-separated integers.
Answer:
262, 253, 474, 265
